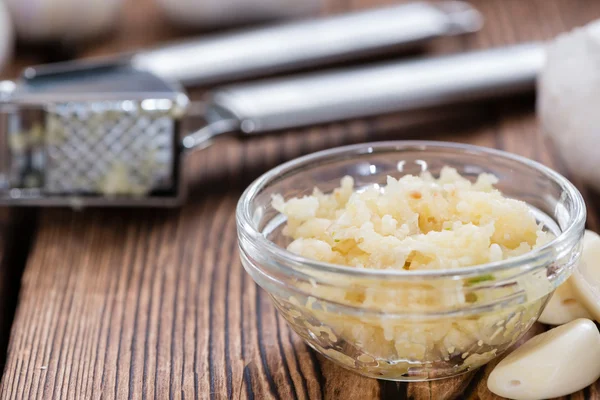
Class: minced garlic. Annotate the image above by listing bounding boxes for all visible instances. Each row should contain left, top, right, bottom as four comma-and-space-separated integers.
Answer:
273, 167, 552, 270
271, 167, 553, 378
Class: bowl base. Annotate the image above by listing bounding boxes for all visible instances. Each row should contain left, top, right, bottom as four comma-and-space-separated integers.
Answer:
306, 340, 482, 382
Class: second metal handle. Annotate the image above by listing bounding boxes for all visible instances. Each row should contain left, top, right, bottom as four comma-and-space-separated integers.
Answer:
206, 43, 544, 134
133, 1, 482, 86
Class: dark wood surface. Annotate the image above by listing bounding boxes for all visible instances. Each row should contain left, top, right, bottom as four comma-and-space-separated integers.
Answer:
1, 0, 600, 399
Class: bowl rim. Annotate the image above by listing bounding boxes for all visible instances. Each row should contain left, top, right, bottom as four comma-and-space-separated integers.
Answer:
236, 140, 586, 279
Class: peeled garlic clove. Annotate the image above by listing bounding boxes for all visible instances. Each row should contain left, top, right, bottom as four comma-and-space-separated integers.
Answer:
538, 279, 592, 325
571, 230, 600, 321
488, 319, 600, 400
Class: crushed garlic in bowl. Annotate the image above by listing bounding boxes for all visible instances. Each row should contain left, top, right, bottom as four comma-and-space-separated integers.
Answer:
236, 141, 586, 381
273, 167, 553, 270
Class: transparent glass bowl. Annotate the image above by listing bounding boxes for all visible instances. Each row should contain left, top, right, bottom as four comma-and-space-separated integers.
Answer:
236, 141, 586, 381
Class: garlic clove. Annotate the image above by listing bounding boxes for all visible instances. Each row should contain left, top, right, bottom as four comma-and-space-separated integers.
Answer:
571, 230, 600, 321
538, 278, 592, 325
487, 319, 600, 400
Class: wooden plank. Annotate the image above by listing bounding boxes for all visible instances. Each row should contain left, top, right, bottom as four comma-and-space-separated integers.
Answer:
2, 0, 600, 399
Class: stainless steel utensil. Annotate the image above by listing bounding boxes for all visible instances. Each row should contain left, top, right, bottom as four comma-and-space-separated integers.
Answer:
0, 42, 545, 207
132, 1, 483, 86
0, 2, 540, 208
0, 1, 484, 207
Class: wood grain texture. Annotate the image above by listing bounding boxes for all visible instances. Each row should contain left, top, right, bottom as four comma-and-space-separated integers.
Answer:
2, 0, 600, 399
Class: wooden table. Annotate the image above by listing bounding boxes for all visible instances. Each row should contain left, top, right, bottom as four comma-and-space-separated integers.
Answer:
1, 0, 599, 398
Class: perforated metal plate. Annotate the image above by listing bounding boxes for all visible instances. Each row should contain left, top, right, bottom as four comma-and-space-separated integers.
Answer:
45, 101, 176, 195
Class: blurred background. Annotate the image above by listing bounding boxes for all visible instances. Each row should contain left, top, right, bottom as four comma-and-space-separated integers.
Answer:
0, 0, 325, 74
0, 0, 598, 198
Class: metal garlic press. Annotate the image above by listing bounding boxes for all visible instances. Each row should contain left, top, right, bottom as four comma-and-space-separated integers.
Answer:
0, 2, 540, 208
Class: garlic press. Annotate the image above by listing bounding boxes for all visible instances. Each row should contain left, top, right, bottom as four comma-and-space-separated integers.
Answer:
0, 1, 520, 207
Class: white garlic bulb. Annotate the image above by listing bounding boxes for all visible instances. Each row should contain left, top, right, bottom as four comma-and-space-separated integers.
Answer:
155, 0, 322, 28
0, 0, 13, 71
538, 19, 600, 192
4, 0, 123, 43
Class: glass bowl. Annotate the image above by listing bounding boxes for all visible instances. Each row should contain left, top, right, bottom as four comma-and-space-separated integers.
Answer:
236, 141, 586, 381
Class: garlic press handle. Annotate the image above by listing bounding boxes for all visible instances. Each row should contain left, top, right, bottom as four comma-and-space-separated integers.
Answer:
208, 43, 545, 134
132, 1, 482, 86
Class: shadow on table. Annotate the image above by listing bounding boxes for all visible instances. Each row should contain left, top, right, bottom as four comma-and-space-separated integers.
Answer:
0, 209, 38, 370
185, 95, 536, 201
